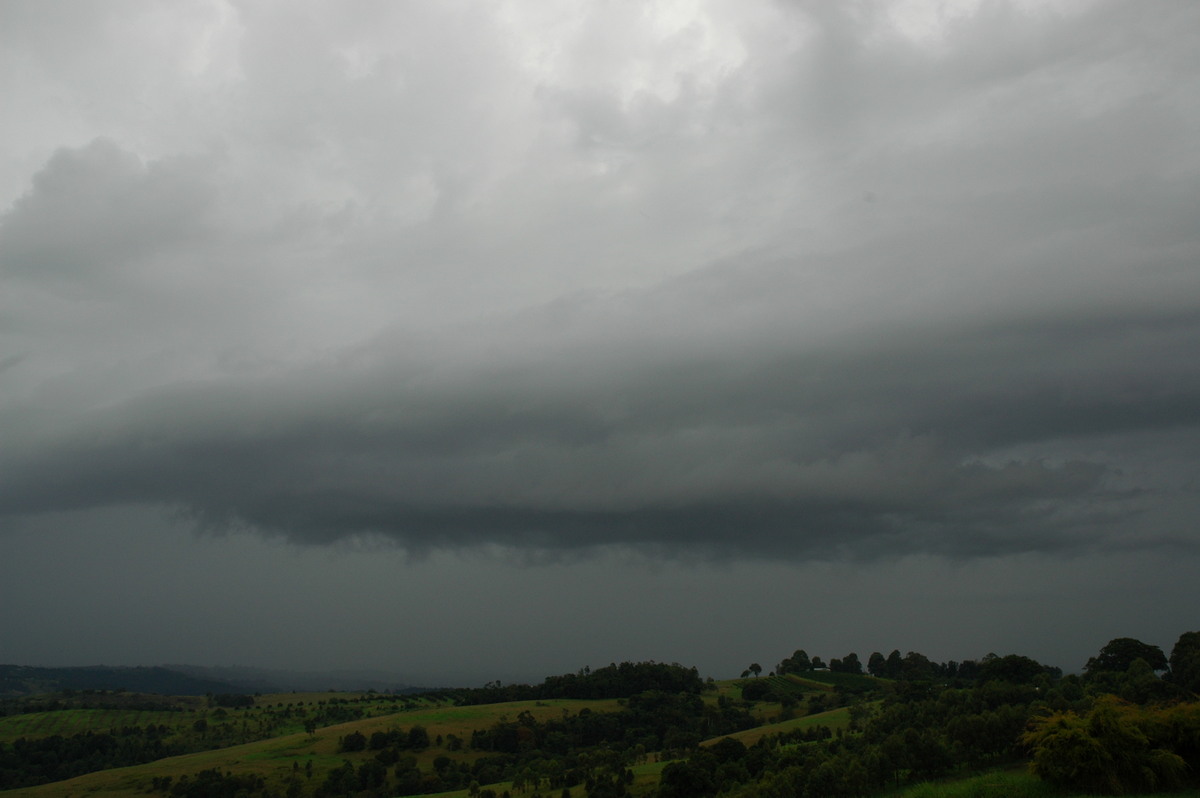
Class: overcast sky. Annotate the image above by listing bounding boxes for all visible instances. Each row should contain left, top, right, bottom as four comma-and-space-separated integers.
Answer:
2, 0, 1199, 686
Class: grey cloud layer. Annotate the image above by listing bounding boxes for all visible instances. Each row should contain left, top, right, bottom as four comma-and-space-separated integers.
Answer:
4, 270, 1198, 558
2, 0, 1199, 561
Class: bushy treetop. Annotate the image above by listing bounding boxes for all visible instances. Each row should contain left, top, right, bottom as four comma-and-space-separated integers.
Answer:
1085, 637, 1168, 675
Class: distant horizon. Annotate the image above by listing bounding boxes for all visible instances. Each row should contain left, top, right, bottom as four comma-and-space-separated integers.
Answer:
15, 634, 1158, 687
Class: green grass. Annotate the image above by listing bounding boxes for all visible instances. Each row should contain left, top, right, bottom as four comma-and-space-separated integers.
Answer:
412, 759, 668, 798
895, 769, 1200, 798
0, 692, 457, 749
777, 673, 837, 692
767, 674, 824, 694
0, 710, 190, 743
895, 771, 1056, 798
787, 670, 882, 691
700, 706, 852, 748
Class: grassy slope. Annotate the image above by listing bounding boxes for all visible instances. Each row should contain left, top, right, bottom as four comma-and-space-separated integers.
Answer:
0, 698, 621, 798
700, 705, 852, 749
0, 692, 417, 743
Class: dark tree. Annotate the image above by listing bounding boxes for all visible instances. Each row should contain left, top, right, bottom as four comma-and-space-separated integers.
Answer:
407, 724, 430, 750
740, 680, 773, 702
867, 652, 887, 677
977, 654, 1053, 684
777, 649, 811, 675
357, 759, 388, 790
901, 651, 934, 681
885, 650, 903, 679
829, 653, 863, 674
748, 663, 762, 678
320, 761, 357, 796
658, 760, 717, 798
1168, 631, 1200, 695
1085, 638, 1168, 675
709, 736, 748, 764
340, 731, 367, 752
955, 659, 980, 681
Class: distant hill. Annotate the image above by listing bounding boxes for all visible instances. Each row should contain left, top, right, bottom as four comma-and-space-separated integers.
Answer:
164, 663, 429, 694
0, 664, 240, 697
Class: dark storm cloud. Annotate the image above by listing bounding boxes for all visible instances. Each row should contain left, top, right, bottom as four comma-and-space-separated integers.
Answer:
4, 265, 1198, 558
2, 0, 1200, 563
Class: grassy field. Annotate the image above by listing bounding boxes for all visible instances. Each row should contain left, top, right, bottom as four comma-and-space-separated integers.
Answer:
0, 693, 413, 734
700, 705, 852, 749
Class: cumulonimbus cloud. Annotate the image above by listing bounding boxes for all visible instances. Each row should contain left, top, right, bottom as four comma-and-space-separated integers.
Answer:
2, 0, 1199, 562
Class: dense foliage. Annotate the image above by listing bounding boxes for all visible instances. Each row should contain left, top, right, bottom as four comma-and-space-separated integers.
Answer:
657, 676, 1056, 797
1084, 638, 1169, 676
651, 634, 1200, 798
1168, 631, 1200, 696
0, 726, 182, 789
1024, 697, 1198, 794
307, 690, 757, 797
420, 661, 706, 706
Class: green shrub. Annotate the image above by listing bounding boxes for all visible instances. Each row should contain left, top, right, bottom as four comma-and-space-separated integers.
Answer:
1023, 696, 1188, 794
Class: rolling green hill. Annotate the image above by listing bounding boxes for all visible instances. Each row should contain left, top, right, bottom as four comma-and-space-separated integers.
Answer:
5, 642, 1200, 798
